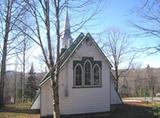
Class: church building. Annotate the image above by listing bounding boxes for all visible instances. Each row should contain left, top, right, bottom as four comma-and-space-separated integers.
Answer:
31, 7, 122, 118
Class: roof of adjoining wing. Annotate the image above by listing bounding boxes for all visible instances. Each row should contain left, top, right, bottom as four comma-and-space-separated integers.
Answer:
40, 32, 112, 86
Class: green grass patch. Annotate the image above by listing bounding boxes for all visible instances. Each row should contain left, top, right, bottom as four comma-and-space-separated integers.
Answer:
151, 102, 160, 118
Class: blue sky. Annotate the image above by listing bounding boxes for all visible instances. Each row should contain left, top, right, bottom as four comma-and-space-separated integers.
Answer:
7, 0, 160, 72
86, 0, 160, 68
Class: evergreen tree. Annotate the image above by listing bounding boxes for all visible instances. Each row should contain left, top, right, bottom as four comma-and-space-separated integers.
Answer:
24, 64, 37, 101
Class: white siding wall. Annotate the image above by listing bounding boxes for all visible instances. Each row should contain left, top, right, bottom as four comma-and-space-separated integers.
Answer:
110, 78, 122, 104
31, 95, 40, 110
41, 40, 112, 116
59, 41, 111, 115
40, 80, 53, 116
40, 68, 66, 116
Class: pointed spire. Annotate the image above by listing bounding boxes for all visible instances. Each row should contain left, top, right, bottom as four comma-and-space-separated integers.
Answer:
62, 1, 73, 49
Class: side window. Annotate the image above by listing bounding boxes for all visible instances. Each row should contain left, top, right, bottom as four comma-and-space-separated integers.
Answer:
93, 65, 100, 85
84, 61, 91, 85
75, 65, 82, 86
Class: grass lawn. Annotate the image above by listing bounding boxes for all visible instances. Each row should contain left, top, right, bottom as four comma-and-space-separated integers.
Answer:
0, 102, 40, 118
0, 101, 159, 118
0, 112, 39, 118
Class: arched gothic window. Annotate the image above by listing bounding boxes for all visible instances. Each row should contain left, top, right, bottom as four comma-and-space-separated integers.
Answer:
74, 65, 82, 86
73, 57, 102, 88
84, 61, 91, 85
93, 65, 100, 85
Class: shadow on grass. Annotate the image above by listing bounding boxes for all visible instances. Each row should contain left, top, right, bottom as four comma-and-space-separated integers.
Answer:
62, 103, 154, 118
108, 103, 154, 118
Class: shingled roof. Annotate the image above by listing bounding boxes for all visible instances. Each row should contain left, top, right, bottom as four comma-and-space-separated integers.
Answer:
40, 32, 112, 86
59, 33, 85, 67
40, 33, 85, 85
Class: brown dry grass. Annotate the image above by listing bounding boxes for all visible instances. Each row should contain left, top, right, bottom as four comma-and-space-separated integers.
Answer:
0, 102, 40, 118
0, 112, 39, 118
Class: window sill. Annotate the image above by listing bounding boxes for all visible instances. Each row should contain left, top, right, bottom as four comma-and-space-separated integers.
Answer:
72, 85, 102, 89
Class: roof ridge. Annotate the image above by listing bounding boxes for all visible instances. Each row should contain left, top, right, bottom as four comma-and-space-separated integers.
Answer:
40, 32, 112, 86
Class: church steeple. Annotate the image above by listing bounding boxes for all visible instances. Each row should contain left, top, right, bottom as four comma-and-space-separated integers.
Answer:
62, 2, 73, 49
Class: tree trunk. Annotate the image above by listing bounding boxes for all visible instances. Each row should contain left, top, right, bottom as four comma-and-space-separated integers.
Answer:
0, 0, 12, 107
0, 23, 8, 107
53, 0, 61, 117
115, 64, 119, 92
50, 68, 60, 118
22, 37, 26, 103
44, 0, 60, 117
14, 65, 17, 104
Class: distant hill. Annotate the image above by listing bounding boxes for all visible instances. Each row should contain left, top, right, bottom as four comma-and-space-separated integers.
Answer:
118, 67, 160, 97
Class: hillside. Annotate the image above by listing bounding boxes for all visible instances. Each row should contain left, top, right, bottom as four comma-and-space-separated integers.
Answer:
119, 67, 160, 97
4, 67, 160, 103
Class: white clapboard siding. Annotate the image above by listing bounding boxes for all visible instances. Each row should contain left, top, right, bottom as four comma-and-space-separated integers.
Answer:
40, 80, 53, 116
110, 77, 122, 104
31, 95, 40, 110
40, 37, 121, 116
59, 40, 111, 115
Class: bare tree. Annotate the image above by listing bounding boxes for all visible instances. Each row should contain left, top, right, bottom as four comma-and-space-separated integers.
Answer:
14, 59, 18, 103
16, 35, 32, 102
0, 0, 28, 107
100, 29, 135, 91
146, 64, 157, 101
131, 0, 160, 53
13, 0, 109, 117
134, 68, 144, 97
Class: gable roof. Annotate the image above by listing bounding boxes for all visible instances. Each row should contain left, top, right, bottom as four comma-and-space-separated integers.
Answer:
87, 33, 112, 67
59, 33, 85, 67
40, 33, 85, 86
40, 33, 112, 86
